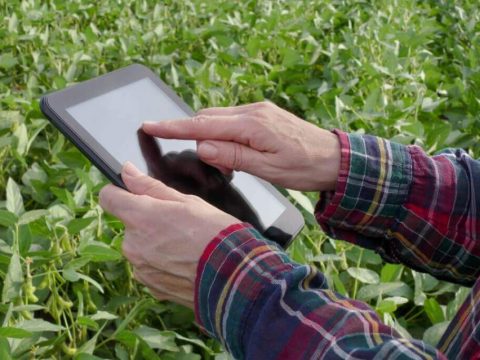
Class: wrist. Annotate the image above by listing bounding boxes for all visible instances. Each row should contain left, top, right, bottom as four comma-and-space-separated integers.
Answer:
310, 129, 341, 192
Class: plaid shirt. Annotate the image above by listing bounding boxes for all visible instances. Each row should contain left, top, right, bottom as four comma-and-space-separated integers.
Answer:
194, 130, 480, 359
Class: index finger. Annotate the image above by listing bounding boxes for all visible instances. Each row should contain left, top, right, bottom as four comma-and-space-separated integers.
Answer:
142, 114, 255, 144
196, 103, 260, 116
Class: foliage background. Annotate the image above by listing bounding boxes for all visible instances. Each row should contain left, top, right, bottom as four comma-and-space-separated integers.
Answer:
0, 0, 479, 358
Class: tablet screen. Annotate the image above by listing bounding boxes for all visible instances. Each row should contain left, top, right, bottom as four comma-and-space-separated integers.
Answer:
66, 78, 286, 230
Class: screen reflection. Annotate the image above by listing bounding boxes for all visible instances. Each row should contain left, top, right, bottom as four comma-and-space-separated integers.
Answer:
137, 129, 291, 247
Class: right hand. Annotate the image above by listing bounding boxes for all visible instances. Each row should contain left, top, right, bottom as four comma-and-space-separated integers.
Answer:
143, 101, 341, 192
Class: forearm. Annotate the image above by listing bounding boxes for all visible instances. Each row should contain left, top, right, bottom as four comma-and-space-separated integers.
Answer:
195, 223, 444, 359
316, 131, 480, 285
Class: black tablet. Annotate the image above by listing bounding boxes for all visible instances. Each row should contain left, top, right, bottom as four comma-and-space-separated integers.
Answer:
40, 64, 304, 247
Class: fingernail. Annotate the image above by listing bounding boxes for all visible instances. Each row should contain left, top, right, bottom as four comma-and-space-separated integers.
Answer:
198, 142, 218, 159
142, 121, 156, 127
123, 161, 143, 177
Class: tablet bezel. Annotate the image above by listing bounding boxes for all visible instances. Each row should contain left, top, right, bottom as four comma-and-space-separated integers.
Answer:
40, 64, 304, 245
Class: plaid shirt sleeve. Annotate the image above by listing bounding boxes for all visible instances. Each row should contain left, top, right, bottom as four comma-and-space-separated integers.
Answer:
316, 130, 480, 286
195, 223, 444, 359
194, 130, 480, 359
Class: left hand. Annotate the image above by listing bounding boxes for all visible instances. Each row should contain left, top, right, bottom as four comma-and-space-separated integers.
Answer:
99, 162, 239, 309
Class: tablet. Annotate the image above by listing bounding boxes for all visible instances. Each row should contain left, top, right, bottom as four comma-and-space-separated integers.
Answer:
40, 64, 304, 247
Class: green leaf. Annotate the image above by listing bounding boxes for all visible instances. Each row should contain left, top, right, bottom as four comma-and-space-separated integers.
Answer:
310, 254, 343, 262
90, 311, 118, 321
18, 209, 48, 225
133, 326, 179, 352
412, 270, 426, 306
347, 267, 379, 284
0, 337, 12, 360
115, 330, 162, 360
74, 354, 106, 360
424, 298, 445, 324
0, 53, 17, 70
67, 217, 96, 235
332, 274, 347, 296
77, 316, 99, 331
13, 304, 45, 312
174, 331, 214, 354
113, 299, 155, 338
380, 264, 403, 283
80, 244, 122, 262
63, 269, 104, 294
357, 282, 404, 301
64, 257, 91, 271
2, 252, 23, 303
13, 123, 28, 155
376, 299, 397, 313
0, 210, 18, 227
421, 97, 446, 112
423, 321, 450, 347
384, 296, 409, 306
0, 327, 33, 338
16, 319, 65, 332
0, 239, 12, 254
286, 190, 314, 214
76, 323, 108, 356
74, 184, 88, 207
282, 48, 302, 68
6, 178, 24, 215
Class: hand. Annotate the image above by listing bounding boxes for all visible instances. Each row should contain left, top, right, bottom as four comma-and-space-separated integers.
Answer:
99, 162, 238, 309
136, 129, 264, 231
143, 101, 341, 192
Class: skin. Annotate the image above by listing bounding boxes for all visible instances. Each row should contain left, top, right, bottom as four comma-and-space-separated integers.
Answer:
99, 101, 341, 309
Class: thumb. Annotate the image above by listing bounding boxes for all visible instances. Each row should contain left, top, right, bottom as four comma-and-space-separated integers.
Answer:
197, 140, 264, 173
121, 162, 183, 201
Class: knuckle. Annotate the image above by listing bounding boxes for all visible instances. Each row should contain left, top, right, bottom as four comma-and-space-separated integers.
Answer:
230, 143, 244, 170
249, 110, 263, 120
191, 115, 208, 126
248, 114, 266, 131
257, 101, 272, 109
184, 194, 199, 203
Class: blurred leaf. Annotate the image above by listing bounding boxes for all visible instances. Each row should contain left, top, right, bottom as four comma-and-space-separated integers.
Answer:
6, 178, 24, 215
18, 209, 48, 225
376, 299, 397, 313
77, 317, 99, 331
424, 298, 445, 324
2, 252, 23, 303
90, 311, 118, 321
0, 327, 33, 338
357, 282, 404, 301
63, 269, 104, 293
16, 319, 65, 332
0, 53, 17, 70
0, 337, 12, 359
380, 264, 402, 283
80, 244, 122, 262
13, 123, 28, 155
134, 326, 179, 351
67, 217, 96, 235
75, 354, 106, 360
347, 267, 379, 284
287, 190, 314, 214
412, 271, 427, 306
423, 321, 450, 347
0, 210, 18, 227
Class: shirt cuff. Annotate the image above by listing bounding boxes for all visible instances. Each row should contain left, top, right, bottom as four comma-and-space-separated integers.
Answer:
315, 130, 413, 258
194, 222, 289, 358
